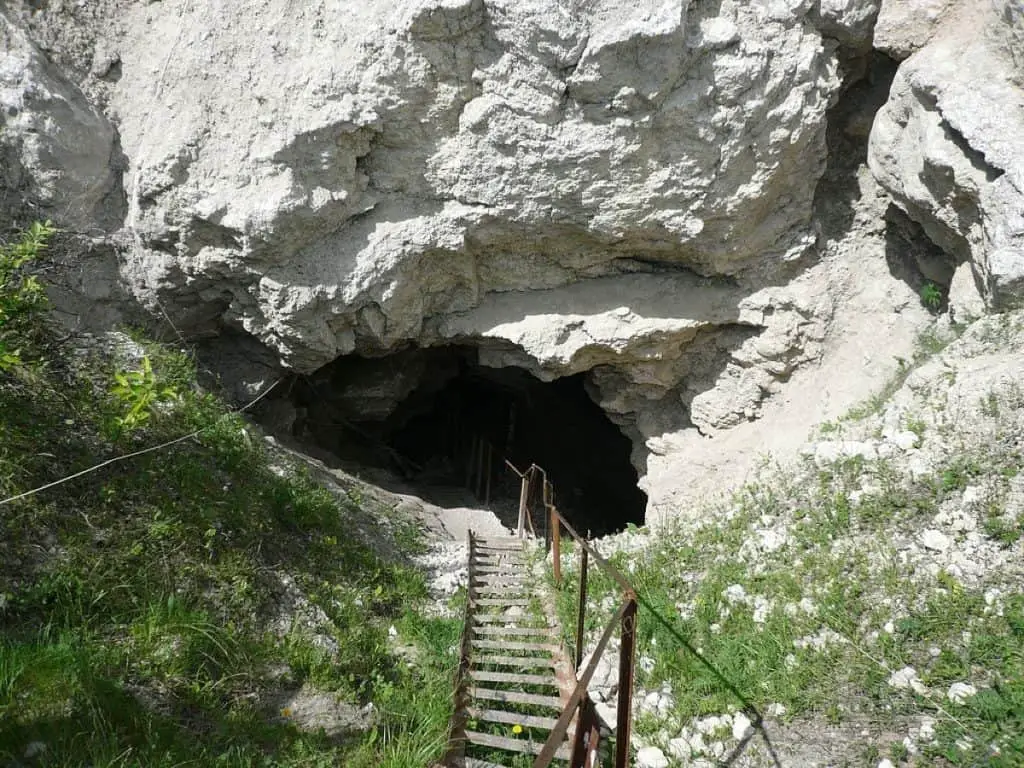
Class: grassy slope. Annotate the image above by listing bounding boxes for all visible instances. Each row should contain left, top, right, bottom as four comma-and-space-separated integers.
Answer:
552, 322, 1024, 767
0, 230, 460, 766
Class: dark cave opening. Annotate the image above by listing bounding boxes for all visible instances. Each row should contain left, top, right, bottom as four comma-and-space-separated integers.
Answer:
291, 346, 647, 537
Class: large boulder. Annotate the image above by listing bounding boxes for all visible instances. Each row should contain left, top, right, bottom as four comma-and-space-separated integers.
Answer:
0, 9, 124, 231
868, 0, 1024, 309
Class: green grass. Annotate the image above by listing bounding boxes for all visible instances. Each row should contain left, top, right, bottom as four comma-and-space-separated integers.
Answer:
550, 315, 1020, 763
344, 609, 461, 768
0, 224, 459, 766
549, 445, 1024, 764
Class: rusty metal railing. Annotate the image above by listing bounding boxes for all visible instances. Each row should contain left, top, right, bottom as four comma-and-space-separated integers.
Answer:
507, 463, 638, 768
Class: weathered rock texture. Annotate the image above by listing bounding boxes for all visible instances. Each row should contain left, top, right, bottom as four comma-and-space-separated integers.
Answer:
0, 9, 124, 231
71, 0, 847, 375
869, 0, 1024, 309
873, 0, 963, 60
4, 0, 1023, 515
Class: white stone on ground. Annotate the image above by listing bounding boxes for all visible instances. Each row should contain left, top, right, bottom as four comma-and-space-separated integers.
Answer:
921, 529, 952, 552
635, 746, 669, 768
947, 682, 978, 704
887, 666, 928, 695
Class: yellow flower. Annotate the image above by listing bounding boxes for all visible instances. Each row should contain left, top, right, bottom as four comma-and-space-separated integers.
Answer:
280, 707, 293, 718
512, 724, 523, 735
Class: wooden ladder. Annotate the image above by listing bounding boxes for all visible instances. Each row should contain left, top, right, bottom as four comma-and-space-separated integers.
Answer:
442, 535, 576, 768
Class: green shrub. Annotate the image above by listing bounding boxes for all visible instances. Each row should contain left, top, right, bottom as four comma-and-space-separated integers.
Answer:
107, 355, 180, 438
920, 281, 943, 311
0, 221, 54, 371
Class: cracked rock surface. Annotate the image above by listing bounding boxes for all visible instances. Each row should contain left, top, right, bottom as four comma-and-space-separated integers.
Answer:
10, 0, 842, 368
3, 0, 1023, 517
869, 0, 1024, 310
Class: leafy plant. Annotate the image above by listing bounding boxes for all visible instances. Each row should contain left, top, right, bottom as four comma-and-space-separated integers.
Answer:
108, 355, 179, 436
921, 281, 943, 311
0, 221, 54, 371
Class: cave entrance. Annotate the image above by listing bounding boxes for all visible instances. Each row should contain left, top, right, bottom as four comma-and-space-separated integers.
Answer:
295, 346, 646, 536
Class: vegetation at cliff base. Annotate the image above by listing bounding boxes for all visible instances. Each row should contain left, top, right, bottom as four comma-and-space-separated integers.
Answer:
550, 317, 1023, 766
0, 224, 458, 766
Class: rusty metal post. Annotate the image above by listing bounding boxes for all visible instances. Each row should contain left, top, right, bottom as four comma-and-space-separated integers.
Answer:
575, 547, 589, 672
517, 474, 529, 537
583, 700, 601, 768
525, 468, 532, 538
541, 474, 553, 553
570, 698, 600, 768
570, 699, 587, 768
614, 596, 638, 768
551, 504, 561, 585
542, 478, 550, 550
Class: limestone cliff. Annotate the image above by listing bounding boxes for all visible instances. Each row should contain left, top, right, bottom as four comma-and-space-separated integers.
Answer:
869, 0, 1024, 311
3, 0, 1022, 516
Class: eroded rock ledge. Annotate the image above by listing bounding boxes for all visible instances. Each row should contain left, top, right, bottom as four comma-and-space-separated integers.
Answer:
3, 0, 1023, 515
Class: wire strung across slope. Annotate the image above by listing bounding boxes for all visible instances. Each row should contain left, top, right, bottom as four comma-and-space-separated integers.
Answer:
0, 378, 282, 507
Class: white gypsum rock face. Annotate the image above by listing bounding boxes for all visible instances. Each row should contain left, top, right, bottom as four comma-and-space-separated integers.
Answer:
81, 0, 841, 376
868, 0, 1024, 310
17, 0, 1010, 516
0, 9, 124, 232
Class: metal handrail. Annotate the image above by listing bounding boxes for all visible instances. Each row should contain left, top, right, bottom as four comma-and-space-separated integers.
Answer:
507, 463, 632, 589
506, 463, 638, 768
533, 598, 630, 767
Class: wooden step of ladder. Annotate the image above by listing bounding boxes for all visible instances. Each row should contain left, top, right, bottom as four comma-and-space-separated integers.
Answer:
465, 730, 572, 761
472, 624, 558, 638
472, 613, 551, 625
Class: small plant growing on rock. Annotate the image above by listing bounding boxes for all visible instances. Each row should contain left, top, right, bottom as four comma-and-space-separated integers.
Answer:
920, 281, 943, 311
905, 417, 927, 443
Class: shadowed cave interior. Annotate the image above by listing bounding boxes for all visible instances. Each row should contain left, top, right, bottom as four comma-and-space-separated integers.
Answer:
291, 346, 647, 537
